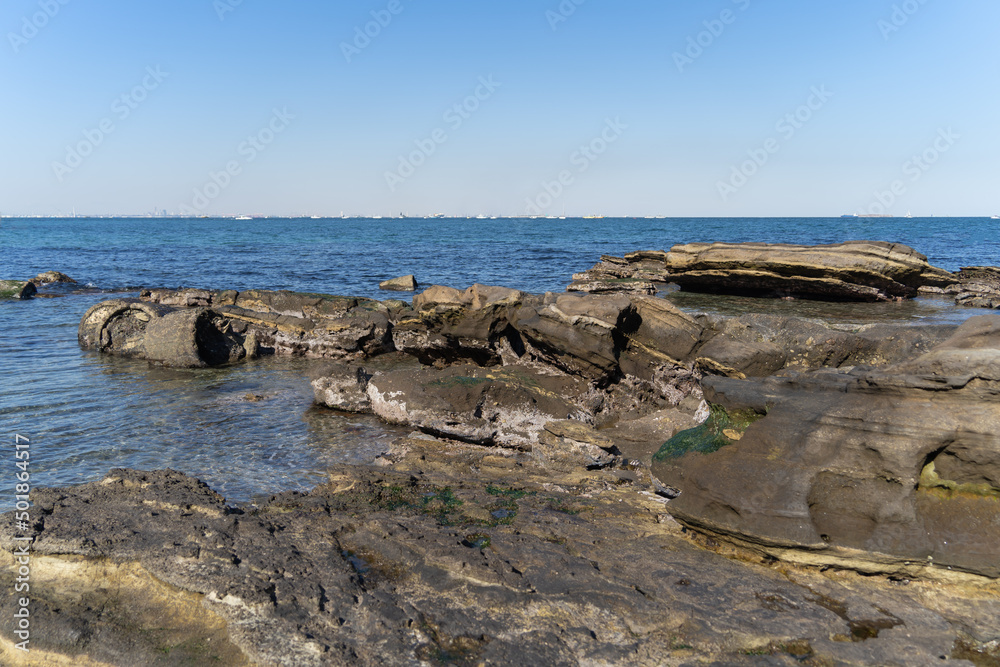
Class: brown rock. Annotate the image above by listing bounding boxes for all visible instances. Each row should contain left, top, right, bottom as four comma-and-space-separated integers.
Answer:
656, 315, 1000, 579
664, 240, 955, 301
379, 275, 418, 291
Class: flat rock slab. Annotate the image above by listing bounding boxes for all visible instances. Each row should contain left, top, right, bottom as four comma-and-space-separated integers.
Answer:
365, 363, 592, 448
664, 241, 955, 301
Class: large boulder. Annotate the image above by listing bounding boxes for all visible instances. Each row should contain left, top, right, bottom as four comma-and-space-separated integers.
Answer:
79, 299, 251, 367
82, 290, 395, 366
664, 241, 955, 301
618, 295, 703, 378
511, 292, 637, 380
654, 315, 1000, 579
364, 364, 593, 448
396, 284, 526, 365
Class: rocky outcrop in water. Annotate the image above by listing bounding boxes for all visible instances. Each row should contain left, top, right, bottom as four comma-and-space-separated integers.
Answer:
30, 270, 77, 286
379, 274, 418, 291
82, 284, 958, 454
0, 280, 36, 299
951, 266, 1000, 309
653, 315, 1000, 580
571, 241, 957, 302
79, 289, 394, 367
4, 437, 999, 666
567, 252, 664, 294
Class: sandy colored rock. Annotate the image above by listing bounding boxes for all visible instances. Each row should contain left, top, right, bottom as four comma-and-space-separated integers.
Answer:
664, 240, 955, 301
379, 274, 418, 291
30, 270, 77, 285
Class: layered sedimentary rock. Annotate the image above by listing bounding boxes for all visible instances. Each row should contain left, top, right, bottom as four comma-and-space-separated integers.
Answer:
665, 241, 955, 301
79, 289, 394, 367
654, 315, 1000, 580
952, 266, 1000, 308
83, 284, 960, 454
566, 252, 665, 294
571, 241, 957, 302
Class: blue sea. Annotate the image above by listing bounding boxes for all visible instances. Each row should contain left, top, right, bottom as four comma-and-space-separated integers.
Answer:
2, 216, 997, 507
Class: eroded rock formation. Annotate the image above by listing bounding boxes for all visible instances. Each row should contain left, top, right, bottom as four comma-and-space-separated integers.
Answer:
654, 315, 1000, 580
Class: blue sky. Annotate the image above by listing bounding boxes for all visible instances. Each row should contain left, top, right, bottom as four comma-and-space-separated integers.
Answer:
1, 0, 997, 217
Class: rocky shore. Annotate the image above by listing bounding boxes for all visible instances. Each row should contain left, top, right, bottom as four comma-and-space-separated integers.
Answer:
3, 242, 1000, 666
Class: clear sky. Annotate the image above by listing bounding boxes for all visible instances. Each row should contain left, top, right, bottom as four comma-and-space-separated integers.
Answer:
1, 0, 997, 217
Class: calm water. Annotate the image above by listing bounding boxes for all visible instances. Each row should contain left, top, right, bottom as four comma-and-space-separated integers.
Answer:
2, 217, 997, 506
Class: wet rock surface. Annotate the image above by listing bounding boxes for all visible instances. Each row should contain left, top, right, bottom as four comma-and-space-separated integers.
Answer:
0, 280, 37, 299
4, 439, 999, 666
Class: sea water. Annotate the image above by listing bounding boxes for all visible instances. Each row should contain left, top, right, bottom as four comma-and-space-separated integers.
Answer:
2, 216, 996, 506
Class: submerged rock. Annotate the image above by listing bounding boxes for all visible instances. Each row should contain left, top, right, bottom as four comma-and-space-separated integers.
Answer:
654, 315, 1000, 580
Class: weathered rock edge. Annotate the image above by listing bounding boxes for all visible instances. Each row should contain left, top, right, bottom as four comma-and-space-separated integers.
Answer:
655, 315, 1000, 581
574, 242, 1000, 311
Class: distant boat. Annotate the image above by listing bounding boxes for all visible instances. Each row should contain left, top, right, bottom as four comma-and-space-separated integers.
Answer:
993, 215, 1000, 219
235, 215, 252, 220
